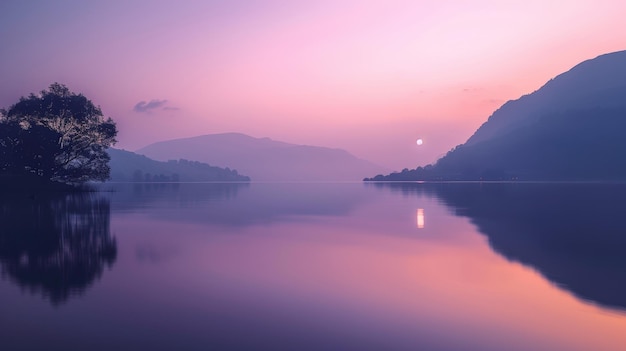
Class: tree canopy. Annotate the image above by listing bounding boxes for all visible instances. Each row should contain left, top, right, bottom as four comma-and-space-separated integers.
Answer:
0, 83, 117, 185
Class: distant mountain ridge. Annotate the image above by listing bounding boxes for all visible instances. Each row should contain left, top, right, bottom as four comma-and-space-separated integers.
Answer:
137, 133, 387, 181
367, 50, 626, 181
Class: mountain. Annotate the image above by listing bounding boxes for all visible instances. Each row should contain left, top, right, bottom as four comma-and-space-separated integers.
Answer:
367, 50, 626, 181
107, 148, 250, 182
136, 133, 387, 181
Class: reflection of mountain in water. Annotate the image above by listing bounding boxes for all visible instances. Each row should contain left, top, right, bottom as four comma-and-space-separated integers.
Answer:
375, 182, 626, 311
107, 182, 367, 227
0, 193, 116, 305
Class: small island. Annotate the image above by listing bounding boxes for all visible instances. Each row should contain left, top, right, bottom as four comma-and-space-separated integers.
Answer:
107, 148, 250, 182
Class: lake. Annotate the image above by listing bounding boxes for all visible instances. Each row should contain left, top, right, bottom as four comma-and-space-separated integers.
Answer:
1, 182, 625, 350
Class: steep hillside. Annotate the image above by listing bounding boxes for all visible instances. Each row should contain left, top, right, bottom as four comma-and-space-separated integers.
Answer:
367, 50, 626, 181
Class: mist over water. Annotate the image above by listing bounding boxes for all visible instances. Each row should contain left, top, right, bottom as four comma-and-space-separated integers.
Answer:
1, 182, 625, 350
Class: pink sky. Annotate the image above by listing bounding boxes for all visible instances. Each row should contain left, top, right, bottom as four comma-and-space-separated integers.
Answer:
1, 0, 626, 169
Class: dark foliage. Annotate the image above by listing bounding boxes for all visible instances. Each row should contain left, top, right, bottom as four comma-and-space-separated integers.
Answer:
0, 83, 117, 185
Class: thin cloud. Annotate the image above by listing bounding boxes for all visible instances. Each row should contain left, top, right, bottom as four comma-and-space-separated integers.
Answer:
484, 98, 505, 105
462, 87, 483, 93
133, 99, 168, 113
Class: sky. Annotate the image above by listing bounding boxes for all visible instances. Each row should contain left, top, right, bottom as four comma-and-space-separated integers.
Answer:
1, 0, 625, 170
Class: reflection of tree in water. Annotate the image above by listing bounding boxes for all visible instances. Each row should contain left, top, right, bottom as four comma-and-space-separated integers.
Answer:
373, 182, 626, 312
0, 193, 116, 305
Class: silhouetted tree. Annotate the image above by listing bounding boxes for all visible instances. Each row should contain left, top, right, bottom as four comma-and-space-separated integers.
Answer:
0, 83, 117, 184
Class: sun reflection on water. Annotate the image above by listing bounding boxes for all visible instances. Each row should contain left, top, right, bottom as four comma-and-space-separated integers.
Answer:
417, 208, 424, 229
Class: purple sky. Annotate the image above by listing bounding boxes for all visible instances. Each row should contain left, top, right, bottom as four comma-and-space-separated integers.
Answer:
1, 0, 625, 170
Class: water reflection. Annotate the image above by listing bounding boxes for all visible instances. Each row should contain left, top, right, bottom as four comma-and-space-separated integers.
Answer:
107, 182, 366, 227
108, 182, 245, 204
416, 208, 424, 229
0, 192, 116, 305
3, 183, 625, 350
376, 182, 626, 311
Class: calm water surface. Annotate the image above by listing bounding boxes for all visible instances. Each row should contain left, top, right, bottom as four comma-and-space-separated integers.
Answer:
1, 182, 625, 350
